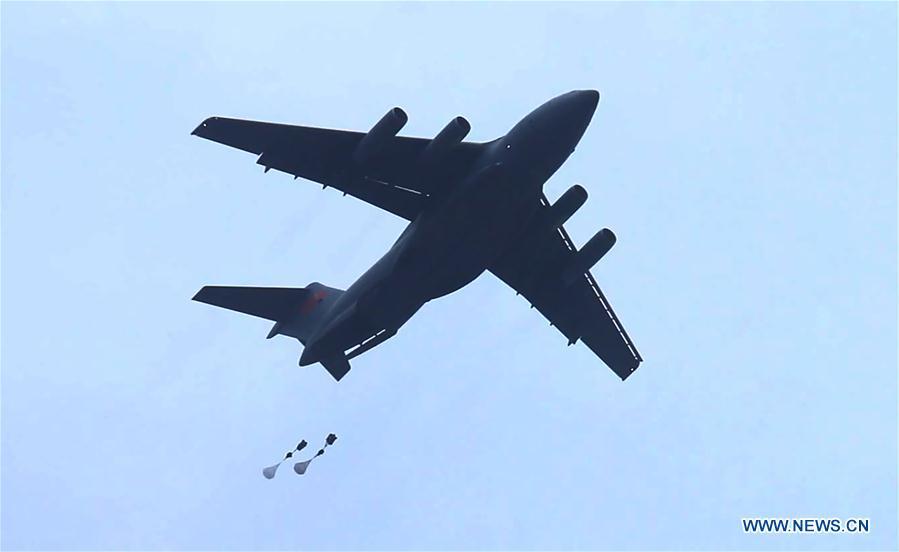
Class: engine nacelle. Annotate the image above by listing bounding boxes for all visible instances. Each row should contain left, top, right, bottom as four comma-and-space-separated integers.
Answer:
561, 228, 616, 284
420, 116, 471, 166
352, 107, 408, 166
546, 185, 588, 229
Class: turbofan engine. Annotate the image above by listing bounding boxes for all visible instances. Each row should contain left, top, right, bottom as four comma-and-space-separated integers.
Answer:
546, 185, 588, 229
419, 116, 471, 167
352, 107, 408, 166
561, 228, 616, 284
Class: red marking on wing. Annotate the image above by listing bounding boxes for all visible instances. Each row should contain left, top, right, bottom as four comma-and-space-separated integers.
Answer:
299, 290, 328, 315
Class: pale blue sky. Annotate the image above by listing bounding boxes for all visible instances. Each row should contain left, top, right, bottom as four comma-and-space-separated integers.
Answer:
2, 2, 896, 550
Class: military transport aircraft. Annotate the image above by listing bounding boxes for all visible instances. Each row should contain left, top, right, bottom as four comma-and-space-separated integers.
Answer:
192, 90, 643, 381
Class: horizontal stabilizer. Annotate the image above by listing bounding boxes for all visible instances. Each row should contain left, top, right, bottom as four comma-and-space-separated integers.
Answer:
193, 286, 311, 322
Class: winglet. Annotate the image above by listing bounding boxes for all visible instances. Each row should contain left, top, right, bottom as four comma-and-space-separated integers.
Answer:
191, 117, 217, 137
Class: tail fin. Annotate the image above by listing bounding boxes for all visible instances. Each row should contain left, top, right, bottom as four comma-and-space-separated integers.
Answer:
193, 282, 344, 343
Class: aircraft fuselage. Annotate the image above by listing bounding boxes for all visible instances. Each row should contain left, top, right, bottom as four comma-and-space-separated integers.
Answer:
298, 90, 600, 366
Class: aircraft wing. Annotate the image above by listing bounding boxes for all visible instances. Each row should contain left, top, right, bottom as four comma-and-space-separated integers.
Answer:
489, 196, 643, 380
192, 117, 483, 221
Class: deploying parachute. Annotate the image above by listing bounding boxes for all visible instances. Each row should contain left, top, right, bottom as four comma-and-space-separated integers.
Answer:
262, 439, 309, 479
294, 433, 337, 475
263, 434, 337, 479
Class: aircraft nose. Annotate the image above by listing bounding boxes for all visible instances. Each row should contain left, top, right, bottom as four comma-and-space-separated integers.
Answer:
573, 89, 600, 113
557, 89, 599, 139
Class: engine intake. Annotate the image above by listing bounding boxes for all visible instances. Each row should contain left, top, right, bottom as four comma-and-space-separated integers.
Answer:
420, 116, 471, 166
352, 107, 408, 166
561, 228, 616, 284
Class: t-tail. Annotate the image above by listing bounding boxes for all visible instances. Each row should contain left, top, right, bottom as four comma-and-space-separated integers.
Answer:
192, 282, 352, 380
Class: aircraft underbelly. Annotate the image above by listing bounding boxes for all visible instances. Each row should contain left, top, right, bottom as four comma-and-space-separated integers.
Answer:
406, 173, 538, 300
311, 165, 542, 360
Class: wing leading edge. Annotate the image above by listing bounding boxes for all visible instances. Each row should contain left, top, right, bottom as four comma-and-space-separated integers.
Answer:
192, 116, 484, 221
490, 196, 642, 380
